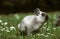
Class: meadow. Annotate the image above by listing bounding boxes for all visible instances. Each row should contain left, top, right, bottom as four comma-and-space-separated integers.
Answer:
0, 12, 60, 39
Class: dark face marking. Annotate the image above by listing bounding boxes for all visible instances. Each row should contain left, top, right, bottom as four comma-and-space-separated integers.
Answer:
45, 14, 49, 22
41, 13, 46, 16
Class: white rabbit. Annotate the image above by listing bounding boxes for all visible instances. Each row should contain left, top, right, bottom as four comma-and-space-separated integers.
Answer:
18, 8, 48, 36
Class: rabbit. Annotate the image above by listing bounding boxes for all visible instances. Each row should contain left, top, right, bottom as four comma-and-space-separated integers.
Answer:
18, 8, 49, 36
55, 16, 60, 26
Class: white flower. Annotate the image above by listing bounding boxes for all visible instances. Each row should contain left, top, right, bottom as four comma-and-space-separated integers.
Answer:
43, 27, 46, 29
44, 23, 47, 25
5, 29, 10, 32
51, 34, 54, 36
47, 28, 50, 31
40, 34, 49, 37
47, 33, 54, 36
47, 33, 51, 34
4, 22, 8, 25
53, 27, 56, 30
10, 26, 16, 30
0, 20, 2, 23
5, 27, 10, 32
30, 34, 33, 36
1, 22, 8, 25
37, 33, 40, 36
14, 14, 19, 19
1, 23, 4, 25
40, 34, 44, 36
0, 28, 5, 31
44, 35, 49, 37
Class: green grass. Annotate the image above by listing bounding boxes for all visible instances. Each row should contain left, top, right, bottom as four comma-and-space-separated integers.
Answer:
0, 12, 60, 39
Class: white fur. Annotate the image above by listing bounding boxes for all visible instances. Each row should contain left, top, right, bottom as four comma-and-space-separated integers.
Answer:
18, 8, 47, 36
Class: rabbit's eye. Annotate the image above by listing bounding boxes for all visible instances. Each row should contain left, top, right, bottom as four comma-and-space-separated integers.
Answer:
41, 13, 45, 16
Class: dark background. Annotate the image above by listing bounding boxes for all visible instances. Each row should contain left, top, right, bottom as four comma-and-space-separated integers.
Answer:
0, 0, 60, 14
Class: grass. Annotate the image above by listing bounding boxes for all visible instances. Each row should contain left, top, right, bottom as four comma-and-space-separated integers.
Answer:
0, 12, 60, 39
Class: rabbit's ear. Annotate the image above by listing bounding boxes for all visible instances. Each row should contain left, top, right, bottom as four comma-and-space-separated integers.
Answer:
34, 9, 39, 15
36, 8, 44, 14
36, 8, 40, 11
34, 8, 40, 15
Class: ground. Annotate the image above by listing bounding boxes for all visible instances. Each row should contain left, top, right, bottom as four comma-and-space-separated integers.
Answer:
0, 12, 60, 39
